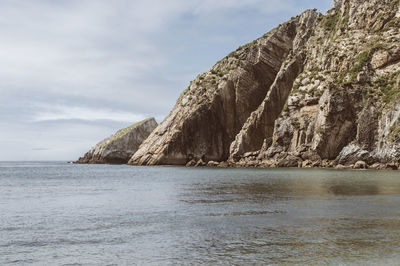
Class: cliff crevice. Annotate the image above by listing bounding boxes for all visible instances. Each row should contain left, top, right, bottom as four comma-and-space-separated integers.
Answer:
128, 0, 400, 170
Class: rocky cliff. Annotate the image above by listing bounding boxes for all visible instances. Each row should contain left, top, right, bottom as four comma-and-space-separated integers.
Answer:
76, 118, 157, 164
129, 0, 400, 170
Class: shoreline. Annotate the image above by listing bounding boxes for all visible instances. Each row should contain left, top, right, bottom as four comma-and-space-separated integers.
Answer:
73, 160, 400, 171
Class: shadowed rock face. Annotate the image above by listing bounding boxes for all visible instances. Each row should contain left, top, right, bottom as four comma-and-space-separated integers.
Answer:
129, 0, 400, 168
229, 52, 307, 160
129, 16, 302, 165
76, 118, 157, 164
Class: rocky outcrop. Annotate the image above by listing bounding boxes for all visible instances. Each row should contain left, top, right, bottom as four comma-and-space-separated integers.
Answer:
76, 118, 157, 164
129, 10, 317, 166
229, 52, 307, 161
129, 20, 298, 165
129, 0, 400, 169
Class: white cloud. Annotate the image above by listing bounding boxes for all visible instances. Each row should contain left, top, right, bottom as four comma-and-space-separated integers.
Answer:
191, 0, 295, 15
0, 0, 333, 160
0, 0, 170, 101
32, 105, 147, 123
0, 121, 123, 161
0, 0, 331, 102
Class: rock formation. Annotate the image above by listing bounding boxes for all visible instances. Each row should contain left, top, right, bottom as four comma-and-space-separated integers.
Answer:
129, 0, 400, 169
76, 118, 157, 164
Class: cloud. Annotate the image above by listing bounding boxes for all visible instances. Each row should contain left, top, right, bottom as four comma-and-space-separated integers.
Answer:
0, 0, 170, 103
191, 0, 295, 15
0, 0, 332, 106
0, 121, 124, 161
32, 148, 50, 151
32, 105, 148, 123
0, 0, 333, 160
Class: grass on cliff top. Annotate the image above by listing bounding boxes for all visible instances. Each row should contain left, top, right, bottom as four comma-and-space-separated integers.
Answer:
100, 119, 150, 148
114, 119, 149, 138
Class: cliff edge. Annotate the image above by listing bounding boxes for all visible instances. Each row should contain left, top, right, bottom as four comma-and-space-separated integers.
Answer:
129, 0, 400, 170
76, 118, 157, 164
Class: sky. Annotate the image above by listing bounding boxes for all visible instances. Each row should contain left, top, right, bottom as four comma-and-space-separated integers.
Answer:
0, 0, 332, 161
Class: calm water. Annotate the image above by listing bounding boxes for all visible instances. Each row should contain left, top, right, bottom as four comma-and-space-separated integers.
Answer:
1, 162, 400, 265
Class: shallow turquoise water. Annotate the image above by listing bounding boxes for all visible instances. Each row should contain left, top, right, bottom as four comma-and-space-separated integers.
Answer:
1, 162, 400, 265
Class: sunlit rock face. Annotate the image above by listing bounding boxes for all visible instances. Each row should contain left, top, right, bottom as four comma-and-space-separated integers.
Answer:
76, 118, 157, 164
129, 0, 400, 168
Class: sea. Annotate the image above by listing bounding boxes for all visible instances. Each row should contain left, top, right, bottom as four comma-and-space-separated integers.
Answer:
1, 161, 400, 265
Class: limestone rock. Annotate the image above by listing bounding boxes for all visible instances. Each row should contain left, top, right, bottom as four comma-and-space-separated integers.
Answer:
217, 162, 230, 168
301, 150, 321, 162
186, 160, 196, 167
195, 159, 206, 167
386, 163, 398, 170
278, 155, 302, 168
128, 10, 317, 166
229, 52, 308, 160
335, 164, 347, 170
127, 0, 400, 169
302, 160, 313, 168
335, 144, 372, 166
76, 118, 158, 164
370, 163, 384, 170
371, 50, 391, 69
354, 161, 367, 169
207, 161, 220, 167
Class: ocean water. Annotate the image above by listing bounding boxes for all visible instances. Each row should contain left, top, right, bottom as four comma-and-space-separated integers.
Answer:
1, 162, 400, 265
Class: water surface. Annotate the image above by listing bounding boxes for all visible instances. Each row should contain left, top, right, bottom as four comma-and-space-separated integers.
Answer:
1, 162, 400, 265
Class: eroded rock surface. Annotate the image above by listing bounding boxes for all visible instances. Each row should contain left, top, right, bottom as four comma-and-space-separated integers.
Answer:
76, 118, 157, 164
129, 15, 303, 165
129, 0, 400, 169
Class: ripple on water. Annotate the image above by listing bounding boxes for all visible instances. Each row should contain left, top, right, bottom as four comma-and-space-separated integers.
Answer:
1, 163, 400, 264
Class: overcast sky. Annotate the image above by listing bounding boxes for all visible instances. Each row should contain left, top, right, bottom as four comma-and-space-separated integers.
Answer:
0, 0, 332, 161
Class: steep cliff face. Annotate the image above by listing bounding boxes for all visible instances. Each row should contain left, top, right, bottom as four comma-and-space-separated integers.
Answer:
76, 118, 157, 164
129, 11, 317, 166
256, 0, 400, 169
129, 0, 400, 169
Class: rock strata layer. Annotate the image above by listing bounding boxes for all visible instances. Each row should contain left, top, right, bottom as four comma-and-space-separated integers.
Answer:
129, 0, 400, 169
76, 118, 157, 164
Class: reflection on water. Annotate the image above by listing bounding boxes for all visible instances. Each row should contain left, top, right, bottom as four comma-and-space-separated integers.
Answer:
1, 163, 400, 264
